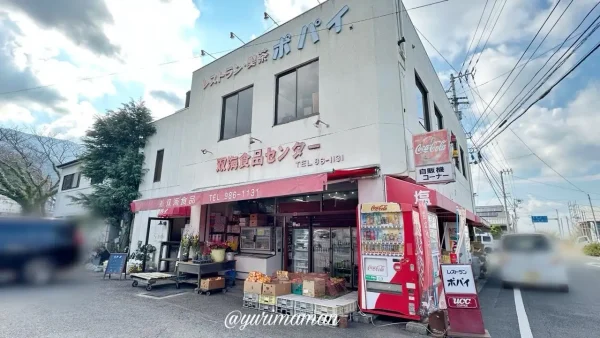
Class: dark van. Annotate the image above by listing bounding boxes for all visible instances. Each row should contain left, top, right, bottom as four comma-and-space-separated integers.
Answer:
0, 217, 82, 285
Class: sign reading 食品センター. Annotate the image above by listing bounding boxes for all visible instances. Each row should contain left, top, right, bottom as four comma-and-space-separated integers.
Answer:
412, 129, 455, 184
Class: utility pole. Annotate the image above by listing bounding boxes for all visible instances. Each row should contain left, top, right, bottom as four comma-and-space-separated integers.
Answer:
555, 209, 563, 238
448, 72, 472, 122
587, 194, 599, 242
500, 169, 513, 232
513, 199, 522, 234
565, 216, 572, 237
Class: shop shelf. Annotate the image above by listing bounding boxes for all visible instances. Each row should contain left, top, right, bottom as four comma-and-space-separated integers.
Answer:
243, 292, 259, 302
294, 300, 315, 313
242, 299, 258, 309
259, 294, 277, 305
258, 303, 276, 313
276, 306, 294, 315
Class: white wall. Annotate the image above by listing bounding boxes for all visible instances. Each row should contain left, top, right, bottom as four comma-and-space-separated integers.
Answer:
131, 0, 474, 245
0, 195, 20, 215
54, 162, 93, 218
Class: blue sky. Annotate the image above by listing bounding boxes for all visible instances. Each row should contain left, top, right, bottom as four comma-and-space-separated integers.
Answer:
1, 0, 599, 234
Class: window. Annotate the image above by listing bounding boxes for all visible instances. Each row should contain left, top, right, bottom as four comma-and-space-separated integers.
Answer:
415, 73, 430, 131
276, 60, 319, 125
153, 149, 164, 182
434, 106, 443, 130
61, 173, 80, 191
220, 86, 253, 140
460, 147, 466, 177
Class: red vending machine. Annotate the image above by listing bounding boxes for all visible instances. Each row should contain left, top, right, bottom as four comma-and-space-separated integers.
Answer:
357, 202, 443, 320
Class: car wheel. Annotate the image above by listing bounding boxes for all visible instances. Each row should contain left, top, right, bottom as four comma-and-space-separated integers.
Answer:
559, 285, 569, 293
22, 258, 55, 286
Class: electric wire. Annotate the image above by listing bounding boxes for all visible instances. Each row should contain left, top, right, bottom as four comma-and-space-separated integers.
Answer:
0, 0, 450, 98
469, 0, 562, 135
470, 0, 508, 73
465, 0, 500, 73
459, 0, 490, 72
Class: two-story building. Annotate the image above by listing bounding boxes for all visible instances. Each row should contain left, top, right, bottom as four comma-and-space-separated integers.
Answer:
128, 0, 484, 279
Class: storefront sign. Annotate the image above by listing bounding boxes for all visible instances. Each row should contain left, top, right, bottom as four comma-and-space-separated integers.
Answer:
130, 173, 327, 212
216, 141, 344, 172
203, 49, 269, 89
441, 264, 487, 335
203, 5, 350, 90
416, 162, 455, 184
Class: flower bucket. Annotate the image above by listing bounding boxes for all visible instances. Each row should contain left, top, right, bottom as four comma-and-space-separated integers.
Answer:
210, 248, 226, 263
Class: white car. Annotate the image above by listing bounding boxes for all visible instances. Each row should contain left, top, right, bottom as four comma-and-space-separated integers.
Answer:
499, 233, 569, 292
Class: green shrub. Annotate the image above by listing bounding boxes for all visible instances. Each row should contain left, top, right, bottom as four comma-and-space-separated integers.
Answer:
583, 243, 600, 256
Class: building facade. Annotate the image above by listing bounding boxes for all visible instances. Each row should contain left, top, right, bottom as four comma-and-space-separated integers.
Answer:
475, 205, 508, 231
129, 0, 483, 277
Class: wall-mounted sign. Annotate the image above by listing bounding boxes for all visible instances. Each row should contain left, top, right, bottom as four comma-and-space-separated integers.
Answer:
413, 129, 453, 185
203, 5, 350, 90
216, 141, 344, 172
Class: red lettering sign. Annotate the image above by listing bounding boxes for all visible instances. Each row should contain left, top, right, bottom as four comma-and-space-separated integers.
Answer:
370, 205, 388, 211
412, 130, 450, 166
448, 296, 478, 309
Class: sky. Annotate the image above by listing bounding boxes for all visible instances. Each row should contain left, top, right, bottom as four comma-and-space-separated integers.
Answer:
0, 0, 599, 235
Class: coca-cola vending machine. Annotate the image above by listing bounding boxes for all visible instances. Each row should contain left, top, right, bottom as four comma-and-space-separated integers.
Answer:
357, 202, 443, 320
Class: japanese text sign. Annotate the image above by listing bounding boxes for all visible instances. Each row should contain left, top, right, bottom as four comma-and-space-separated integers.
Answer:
412, 129, 451, 167
441, 264, 476, 294
416, 162, 454, 184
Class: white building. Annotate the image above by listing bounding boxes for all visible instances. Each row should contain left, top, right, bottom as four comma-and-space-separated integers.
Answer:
129, 0, 484, 277
0, 195, 20, 215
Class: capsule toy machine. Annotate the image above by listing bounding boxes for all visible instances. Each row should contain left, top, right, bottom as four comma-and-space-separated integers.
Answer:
357, 202, 420, 320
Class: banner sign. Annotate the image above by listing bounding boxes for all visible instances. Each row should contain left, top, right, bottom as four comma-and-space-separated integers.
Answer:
412, 130, 454, 185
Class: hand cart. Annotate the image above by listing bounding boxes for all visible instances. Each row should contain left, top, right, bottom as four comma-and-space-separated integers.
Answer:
175, 260, 236, 295
130, 272, 179, 291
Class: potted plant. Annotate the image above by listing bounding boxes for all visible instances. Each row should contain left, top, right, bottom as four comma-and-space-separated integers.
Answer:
201, 245, 212, 262
189, 234, 200, 260
180, 235, 190, 261
208, 241, 229, 262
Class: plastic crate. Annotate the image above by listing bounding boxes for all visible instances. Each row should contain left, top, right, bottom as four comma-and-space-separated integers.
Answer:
276, 297, 295, 309
276, 306, 294, 315
343, 302, 357, 314
242, 299, 258, 309
258, 303, 276, 313
291, 283, 303, 295
293, 308, 314, 318
243, 292, 259, 302
314, 304, 346, 316
294, 300, 315, 313
259, 294, 277, 305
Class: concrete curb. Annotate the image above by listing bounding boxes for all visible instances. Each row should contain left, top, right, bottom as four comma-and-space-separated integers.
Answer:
477, 277, 488, 293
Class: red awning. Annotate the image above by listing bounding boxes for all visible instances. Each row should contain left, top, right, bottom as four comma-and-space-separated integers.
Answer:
327, 167, 378, 181
158, 206, 191, 218
385, 176, 486, 226
131, 173, 328, 212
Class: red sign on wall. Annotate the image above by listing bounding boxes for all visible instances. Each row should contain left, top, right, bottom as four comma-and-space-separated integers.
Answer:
412, 129, 450, 167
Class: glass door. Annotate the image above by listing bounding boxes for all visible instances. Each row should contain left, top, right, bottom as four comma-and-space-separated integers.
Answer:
291, 228, 310, 273
312, 228, 331, 274
255, 227, 272, 251
240, 228, 256, 250
331, 228, 352, 284
351, 227, 358, 288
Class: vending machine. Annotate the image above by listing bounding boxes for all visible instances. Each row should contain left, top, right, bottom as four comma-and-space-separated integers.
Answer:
357, 202, 443, 320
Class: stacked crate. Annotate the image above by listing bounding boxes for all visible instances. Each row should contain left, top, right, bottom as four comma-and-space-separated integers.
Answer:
243, 292, 259, 309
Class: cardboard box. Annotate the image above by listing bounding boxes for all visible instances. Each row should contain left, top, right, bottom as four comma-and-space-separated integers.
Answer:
262, 281, 291, 296
200, 277, 225, 290
250, 214, 268, 221
249, 219, 267, 227
303, 278, 326, 298
244, 281, 263, 294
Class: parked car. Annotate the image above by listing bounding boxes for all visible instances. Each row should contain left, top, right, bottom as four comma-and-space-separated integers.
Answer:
575, 235, 590, 248
499, 233, 568, 292
0, 217, 83, 285
475, 233, 497, 253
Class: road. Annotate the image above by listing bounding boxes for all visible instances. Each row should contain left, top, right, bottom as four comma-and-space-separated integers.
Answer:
479, 256, 600, 337
0, 269, 420, 338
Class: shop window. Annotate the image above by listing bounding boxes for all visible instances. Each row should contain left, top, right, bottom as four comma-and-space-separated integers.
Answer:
460, 146, 467, 177
153, 149, 164, 182
61, 173, 80, 191
221, 86, 253, 140
322, 190, 358, 211
275, 60, 319, 125
415, 73, 431, 132
278, 194, 321, 213
434, 105, 443, 130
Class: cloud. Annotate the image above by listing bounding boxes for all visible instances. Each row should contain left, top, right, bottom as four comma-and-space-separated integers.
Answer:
0, 16, 65, 107
150, 90, 184, 107
1, 0, 120, 57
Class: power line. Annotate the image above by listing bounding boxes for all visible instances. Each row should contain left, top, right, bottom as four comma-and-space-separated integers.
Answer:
465, 0, 500, 72
471, 0, 508, 72
459, 0, 490, 72
415, 27, 458, 72
0, 0, 450, 98
469, 0, 562, 134
473, 0, 574, 140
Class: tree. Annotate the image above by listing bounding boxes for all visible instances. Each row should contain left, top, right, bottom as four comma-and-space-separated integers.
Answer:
0, 127, 79, 215
73, 100, 156, 251
490, 225, 503, 239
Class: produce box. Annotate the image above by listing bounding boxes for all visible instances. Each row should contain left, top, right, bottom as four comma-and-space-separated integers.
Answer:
303, 278, 326, 298
249, 220, 267, 227
250, 214, 268, 221
262, 281, 291, 296
275, 270, 289, 281
291, 282, 303, 295
243, 281, 263, 294
200, 277, 225, 290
